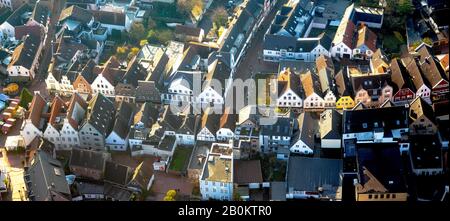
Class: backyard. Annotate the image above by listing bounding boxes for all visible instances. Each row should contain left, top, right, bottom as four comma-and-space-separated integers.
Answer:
260, 154, 287, 182
169, 147, 193, 172
381, 31, 406, 56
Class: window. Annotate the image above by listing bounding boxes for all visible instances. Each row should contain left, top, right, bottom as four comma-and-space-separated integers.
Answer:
386, 194, 390, 199
392, 194, 396, 199
374, 195, 378, 199
368, 194, 372, 199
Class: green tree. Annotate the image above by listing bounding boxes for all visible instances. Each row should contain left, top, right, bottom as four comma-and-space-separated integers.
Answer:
116, 46, 129, 61
18, 88, 33, 109
129, 22, 146, 43
212, 7, 228, 28
398, 0, 413, 15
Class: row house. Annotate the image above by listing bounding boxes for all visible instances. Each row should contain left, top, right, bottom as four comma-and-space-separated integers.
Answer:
316, 55, 336, 107
401, 55, 432, 104
263, 33, 332, 62
268, 0, 315, 39
43, 96, 68, 150
78, 93, 116, 151
290, 112, 316, 155
259, 113, 294, 156
197, 107, 222, 142
58, 93, 88, 150
7, 33, 43, 82
158, 105, 197, 146
301, 71, 328, 110
409, 96, 438, 135
105, 101, 134, 151
349, 65, 393, 108
21, 92, 48, 146
115, 55, 148, 103
219, 0, 265, 67
91, 56, 125, 97
216, 107, 237, 142
137, 44, 169, 89
334, 67, 356, 109
415, 44, 449, 103
0, 3, 32, 43
276, 68, 302, 108
331, 3, 382, 59
389, 58, 416, 105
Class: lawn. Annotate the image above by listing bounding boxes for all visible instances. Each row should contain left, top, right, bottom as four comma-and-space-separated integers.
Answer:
169, 147, 193, 172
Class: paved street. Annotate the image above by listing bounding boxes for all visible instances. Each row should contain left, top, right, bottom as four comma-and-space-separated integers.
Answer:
0, 149, 26, 201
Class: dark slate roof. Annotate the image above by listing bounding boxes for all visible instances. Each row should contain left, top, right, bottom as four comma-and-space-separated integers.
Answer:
233, 160, 263, 184
85, 93, 115, 135
390, 58, 415, 93
91, 10, 125, 26
59, 5, 93, 24
111, 101, 134, 139
343, 106, 409, 134
401, 55, 427, 90
260, 117, 293, 136
292, 112, 316, 148
178, 114, 198, 135
350, 71, 391, 97
352, 6, 383, 25
31, 0, 50, 26
270, 0, 313, 37
356, 142, 406, 193
409, 135, 443, 170
270, 182, 287, 201
204, 52, 233, 94
133, 102, 159, 128
5, 3, 32, 26
120, 56, 147, 87
416, 44, 448, 87
263, 34, 298, 51
8, 34, 41, 70
79, 59, 97, 83
104, 183, 132, 201
69, 148, 108, 171
200, 107, 222, 135
135, 81, 161, 103
287, 156, 342, 191
104, 161, 130, 186
25, 150, 71, 201
320, 109, 342, 139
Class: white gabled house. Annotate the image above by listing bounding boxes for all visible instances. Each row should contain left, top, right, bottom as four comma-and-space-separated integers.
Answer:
58, 93, 87, 150
301, 71, 326, 110
197, 108, 222, 142
276, 68, 303, 108
105, 102, 134, 151
290, 112, 316, 155
21, 92, 48, 146
43, 96, 66, 149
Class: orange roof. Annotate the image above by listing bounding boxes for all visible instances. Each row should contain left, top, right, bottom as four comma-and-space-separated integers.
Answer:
355, 24, 377, 51
48, 96, 66, 126
28, 93, 46, 128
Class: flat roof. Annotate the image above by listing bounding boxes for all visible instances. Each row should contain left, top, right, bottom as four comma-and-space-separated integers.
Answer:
203, 154, 232, 183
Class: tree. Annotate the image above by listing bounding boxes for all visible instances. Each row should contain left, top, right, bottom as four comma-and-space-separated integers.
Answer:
116, 46, 129, 61
177, 0, 203, 18
146, 18, 157, 30
163, 189, 177, 201
398, 0, 413, 15
212, 7, 228, 28
128, 47, 140, 60
128, 22, 146, 43
157, 30, 173, 45
18, 88, 33, 109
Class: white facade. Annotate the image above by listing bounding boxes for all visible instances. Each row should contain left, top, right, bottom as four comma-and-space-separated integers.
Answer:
290, 139, 314, 155
303, 93, 325, 109
43, 124, 62, 149
163, 80, 193, 103
321, 138, 341, 148
323, 91, 336, 108
20, 119, 43, 146
277, 89, 302, 108
0, 22, 14, 41
79, 123, 106, 151
200, 179, 233, 201
263, 44, 330, 63
197, 127, 215, 142
45, 72, 60, 93
91, 74, 115, 97
197, 87, 224, 105
59, 119, 81, 150
216, 128, 234, 141
7, 66, 34, 81
175, 134, 195, 146
415, 84, 432, 104
331, 42, 352, 58
105, 131, 128, 151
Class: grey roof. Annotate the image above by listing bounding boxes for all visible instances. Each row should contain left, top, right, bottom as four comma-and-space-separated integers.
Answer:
31, 1, 50, 26
69, 148, 108, 171
25, 150, 71, 201
178, 114, 198, 135
415, 44, 447, 87
85, 93, 116, 135
409, 135, 443, 170
135, 81, 161, 103
287, 156, 342, 191
263, 34, 298, 51
343, 106, 409, 134
260, 117, 293, 136
270, 182, 287, 201
104, 161, 130, 186
293, 112, 316, 148
111, 101, 134, 139
75, 181, 104, 196
270, 0, 313, 37
5, 3, 32, 26
104, 183, 132, 201
9, 34, 41, 70
320, 109, 342, 139
134, 102, 159, 129
188, 143, 210, 170
233, 160, 263, 184
120, 56, 147, 87
158, 136, 176, 152
356, 142, 406, 193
